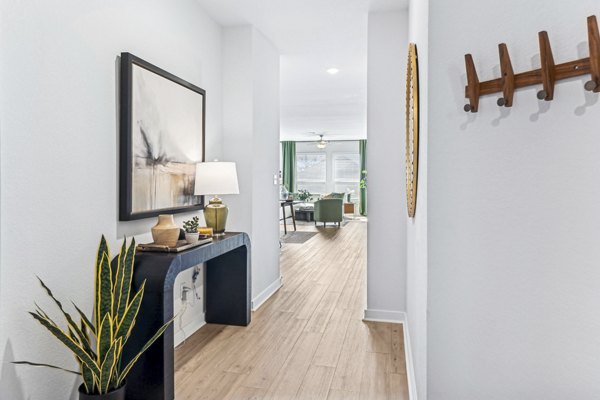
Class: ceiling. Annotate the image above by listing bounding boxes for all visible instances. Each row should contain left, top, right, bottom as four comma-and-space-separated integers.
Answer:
197, 0, 408, 141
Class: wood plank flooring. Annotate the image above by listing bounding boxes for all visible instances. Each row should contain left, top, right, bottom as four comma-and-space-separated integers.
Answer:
174, 220, 409, 400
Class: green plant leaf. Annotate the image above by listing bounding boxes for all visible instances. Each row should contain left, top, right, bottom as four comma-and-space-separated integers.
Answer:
71, 302, 96, 336
116, 238, 135, 325
29, 312, 100, 376
80, 319, 90, 345
33, 302, 52, 321
97, 253, 113, 331
35, 277, 93, 355
95, 236, 109, 328
68, 326, 79, 346
99, 338, 120, 394
110, 339, 124, 389
117, 317, 174, 386
112, 238, 127, 319
96, 313, 112, 365
12, 361, 81, 375
78, 357, 96, 394
32, 309, 55, 327
115, 281, 145, 340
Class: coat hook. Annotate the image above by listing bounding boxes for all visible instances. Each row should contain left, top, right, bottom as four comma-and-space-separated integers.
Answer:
584, 80, 598, 91
464, 54, 480, 112
586, 15, 600, 92
538, 31, 556, 100
498, 43, 515, 107
462, 15, 600, 112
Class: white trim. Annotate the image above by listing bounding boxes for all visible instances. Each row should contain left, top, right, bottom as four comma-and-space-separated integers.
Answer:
252, 276, 283, 311
363, 308, 406, 323
362, 310, 418, 400
174, 317, 205, 347
403, 318, 418, 400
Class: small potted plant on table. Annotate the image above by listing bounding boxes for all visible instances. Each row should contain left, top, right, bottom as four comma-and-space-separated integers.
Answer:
183, 216, 200, 243
296, 188, 312, 202
14, 236, 173, 400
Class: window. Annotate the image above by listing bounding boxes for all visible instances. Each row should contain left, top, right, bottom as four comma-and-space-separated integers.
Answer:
294, 149, 362, 200
333, 153, 360, 202
296, 153, 326, 194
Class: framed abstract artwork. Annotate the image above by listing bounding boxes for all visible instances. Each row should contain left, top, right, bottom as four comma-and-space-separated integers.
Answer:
119, 52, 205, 221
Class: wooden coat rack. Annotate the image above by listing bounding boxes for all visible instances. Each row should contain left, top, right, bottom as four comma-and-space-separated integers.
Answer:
464, 15, 600, 112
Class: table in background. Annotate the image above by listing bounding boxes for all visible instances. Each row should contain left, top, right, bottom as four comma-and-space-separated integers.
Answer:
295, 208, 314, 222
344, 202, 355, 215
280, 200, 297, 234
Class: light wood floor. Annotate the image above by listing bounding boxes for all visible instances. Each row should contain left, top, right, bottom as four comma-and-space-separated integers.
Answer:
174, 220, 409, 400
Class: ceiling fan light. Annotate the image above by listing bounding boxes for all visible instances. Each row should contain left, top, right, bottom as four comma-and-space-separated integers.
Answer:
314, 133, 328, 149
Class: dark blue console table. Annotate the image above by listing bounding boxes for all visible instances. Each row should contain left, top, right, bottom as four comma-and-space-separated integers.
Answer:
123, 232, 251, 400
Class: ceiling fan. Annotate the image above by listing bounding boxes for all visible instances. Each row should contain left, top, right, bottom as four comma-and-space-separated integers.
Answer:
311, 133, 328, 149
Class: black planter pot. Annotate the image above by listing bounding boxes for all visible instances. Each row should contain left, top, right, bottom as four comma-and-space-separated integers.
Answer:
78, 384, 126, 400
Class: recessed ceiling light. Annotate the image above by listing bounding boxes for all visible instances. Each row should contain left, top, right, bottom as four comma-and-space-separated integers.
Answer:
327, 68, 340, 75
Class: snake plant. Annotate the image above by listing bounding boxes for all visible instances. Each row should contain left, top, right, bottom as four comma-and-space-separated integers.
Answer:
15, 236, 173, 395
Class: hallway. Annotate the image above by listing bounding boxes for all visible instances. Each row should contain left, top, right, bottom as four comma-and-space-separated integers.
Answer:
174, 221, 409, 399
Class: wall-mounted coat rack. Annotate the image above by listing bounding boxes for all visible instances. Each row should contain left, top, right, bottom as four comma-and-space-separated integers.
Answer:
464, 15, 600, 112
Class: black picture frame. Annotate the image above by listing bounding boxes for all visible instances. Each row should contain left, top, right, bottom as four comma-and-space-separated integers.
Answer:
119, 52, 206, 221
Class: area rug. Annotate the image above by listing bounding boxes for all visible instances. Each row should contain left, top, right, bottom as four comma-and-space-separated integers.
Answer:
280, 231, 318, 244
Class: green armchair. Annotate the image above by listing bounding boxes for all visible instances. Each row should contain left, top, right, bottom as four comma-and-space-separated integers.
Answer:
314, 198, 343, 227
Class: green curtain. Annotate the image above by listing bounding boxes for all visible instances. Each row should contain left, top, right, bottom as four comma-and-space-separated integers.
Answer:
281, 141, 296, 193
359, 139, 367, 216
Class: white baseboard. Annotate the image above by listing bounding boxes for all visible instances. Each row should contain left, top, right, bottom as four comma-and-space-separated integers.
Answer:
363, 309, 406, 323
174, 316, 206, 347
362, 309, 418, 400
252, 276, 283, 311
403, 319, 418, 400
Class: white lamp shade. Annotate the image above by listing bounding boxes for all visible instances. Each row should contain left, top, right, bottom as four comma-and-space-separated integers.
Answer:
194, 162, 240, 195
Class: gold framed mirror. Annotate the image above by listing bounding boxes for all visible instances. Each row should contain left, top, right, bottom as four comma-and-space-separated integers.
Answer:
406, 43, 419, 218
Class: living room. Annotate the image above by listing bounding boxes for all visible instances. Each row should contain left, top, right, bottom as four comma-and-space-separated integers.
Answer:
279, 139, 367, 238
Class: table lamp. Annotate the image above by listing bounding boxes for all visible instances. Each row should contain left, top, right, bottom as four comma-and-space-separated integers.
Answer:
194, 161, 240, 236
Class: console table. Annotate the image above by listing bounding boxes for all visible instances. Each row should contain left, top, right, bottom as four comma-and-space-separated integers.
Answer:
122, 232, 251, 400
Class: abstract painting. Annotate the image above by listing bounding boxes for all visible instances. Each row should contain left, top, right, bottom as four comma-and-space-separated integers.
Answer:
119, 53, 205, 221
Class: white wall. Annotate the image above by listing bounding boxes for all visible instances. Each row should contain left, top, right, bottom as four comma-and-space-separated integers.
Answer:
222, 26, 282, 309
251, 28, 282, 308
428, 1, 600, 399
366, 10, 409, 320
223, 27, 254, 236
0, 1, 223, 399
406, 0, 429, 398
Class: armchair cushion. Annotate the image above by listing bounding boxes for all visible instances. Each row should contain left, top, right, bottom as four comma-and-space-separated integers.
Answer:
322, 192, 345, 200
